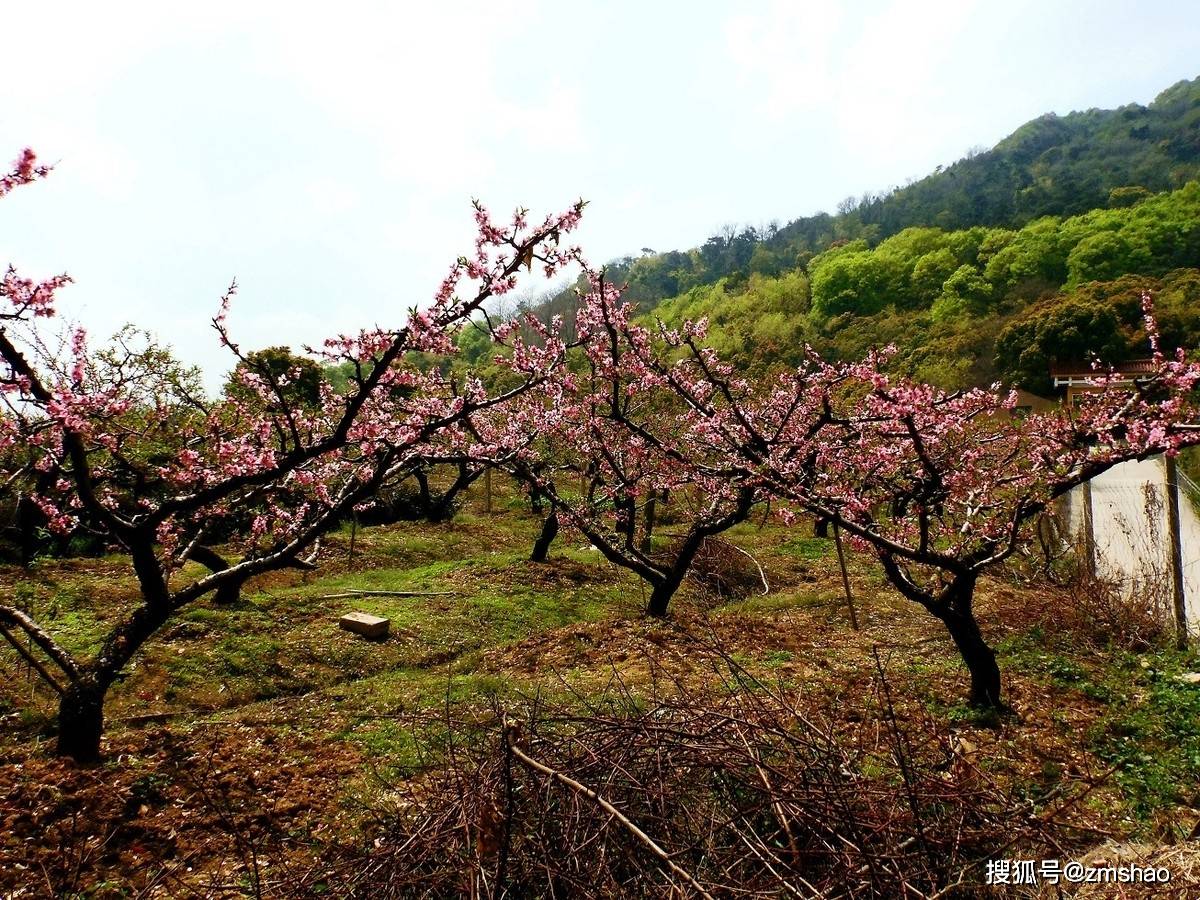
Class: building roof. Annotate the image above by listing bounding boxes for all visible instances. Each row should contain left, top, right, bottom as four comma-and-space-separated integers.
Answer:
1050, 358, 1156, 387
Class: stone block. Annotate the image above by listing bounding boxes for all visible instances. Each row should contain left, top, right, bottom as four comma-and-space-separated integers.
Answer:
339, 611, 390, 639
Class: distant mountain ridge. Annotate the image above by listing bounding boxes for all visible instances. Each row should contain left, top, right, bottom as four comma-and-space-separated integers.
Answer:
460, 77, 1200, 402
561, 76, 1200, 317
831, 76, 1200, 236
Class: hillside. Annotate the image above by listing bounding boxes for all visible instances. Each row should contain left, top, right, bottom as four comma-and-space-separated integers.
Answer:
631, 76, 1200, 306
507, 76, 1200, 392
830, 76, 1200, 236
651, 182, 1200, 392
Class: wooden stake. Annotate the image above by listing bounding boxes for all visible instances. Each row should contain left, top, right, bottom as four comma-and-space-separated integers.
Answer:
1081, 478, 1097, 577
1165, 455, 1189, 649
833, 522, 860, 631
484, 468, 493, 514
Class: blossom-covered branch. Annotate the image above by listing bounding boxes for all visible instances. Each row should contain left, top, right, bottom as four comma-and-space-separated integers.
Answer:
0, 150, 584, 760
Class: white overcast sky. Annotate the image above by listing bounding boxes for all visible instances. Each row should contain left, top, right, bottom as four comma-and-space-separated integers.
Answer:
1, 0, 1197, 387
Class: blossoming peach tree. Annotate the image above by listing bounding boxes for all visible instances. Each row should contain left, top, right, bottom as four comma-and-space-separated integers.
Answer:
0, 150, 582, 760
800, 319, 1198, 706
499, 270, 759, 615
646, 301, 1200, 707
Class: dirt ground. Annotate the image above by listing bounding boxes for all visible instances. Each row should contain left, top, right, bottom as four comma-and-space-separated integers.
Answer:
2, 505, 1200, 897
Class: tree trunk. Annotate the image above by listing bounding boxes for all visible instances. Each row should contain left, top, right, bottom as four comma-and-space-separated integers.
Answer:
620, 495, 636, 550
56, 589, 171, 761
645, 500, 752, 617
17, 471, 57, 564
427, 463, 481, 523
646, 541, 698, 616
939, 605, 1002, 709
414, 469, 432, 512
646, 575, 682, 617
531, 509, 559, 562
56, 676, 108, 762
187, 546, 240, 604
16, 495, 42, 565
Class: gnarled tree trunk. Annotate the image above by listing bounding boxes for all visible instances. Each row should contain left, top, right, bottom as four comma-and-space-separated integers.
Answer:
531, 509, 559, 562
647, 572, 685, 617
56, 675, 109, 762
54, 581, 173, 761
934, 575, 1002, 708
878, 556, 1003, 709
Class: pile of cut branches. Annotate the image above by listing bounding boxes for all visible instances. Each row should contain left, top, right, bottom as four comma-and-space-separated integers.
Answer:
320, 660, 1093, 898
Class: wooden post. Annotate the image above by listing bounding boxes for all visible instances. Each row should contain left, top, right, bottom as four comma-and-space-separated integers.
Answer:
833, 522, 860, 631
1164, 455, 1189, 649
484, 468, 493, 515
1080, 479, 1096, 578
639, 492, 656, 555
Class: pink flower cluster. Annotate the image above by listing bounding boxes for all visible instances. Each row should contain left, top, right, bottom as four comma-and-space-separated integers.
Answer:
0, 149, 48, 198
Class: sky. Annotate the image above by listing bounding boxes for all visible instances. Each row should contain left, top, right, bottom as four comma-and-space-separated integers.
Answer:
1, 0, 1198, 388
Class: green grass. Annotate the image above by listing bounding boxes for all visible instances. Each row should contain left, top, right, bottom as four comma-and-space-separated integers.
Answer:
780, 536, 833, 560
8, 580, 112, 658
112, 525, 638, 719
938, 700, 1005, 728
999, 626, 1200, 820
1086, 653, 1200, 819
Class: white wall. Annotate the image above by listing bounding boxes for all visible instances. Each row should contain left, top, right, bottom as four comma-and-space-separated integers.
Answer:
1062, 456, 1200, 627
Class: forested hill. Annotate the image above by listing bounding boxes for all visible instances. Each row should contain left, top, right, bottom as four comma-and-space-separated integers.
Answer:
592, 77, 1200, 312
821, 76, 1200, 235
476, 76, 1200, 393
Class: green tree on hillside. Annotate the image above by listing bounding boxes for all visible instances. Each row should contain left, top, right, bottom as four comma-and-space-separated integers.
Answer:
227, 345, 324, 410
